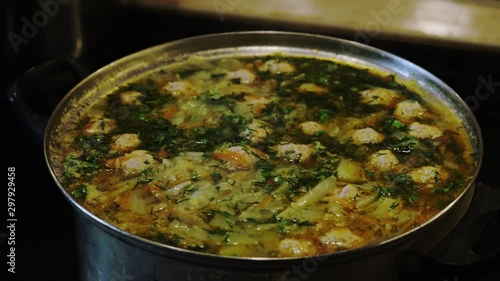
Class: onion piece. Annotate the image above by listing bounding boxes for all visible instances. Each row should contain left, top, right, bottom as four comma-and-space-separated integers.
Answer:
165, 181, 192, 196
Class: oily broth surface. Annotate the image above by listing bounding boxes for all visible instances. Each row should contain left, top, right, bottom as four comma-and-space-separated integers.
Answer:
58, 54, 475, 257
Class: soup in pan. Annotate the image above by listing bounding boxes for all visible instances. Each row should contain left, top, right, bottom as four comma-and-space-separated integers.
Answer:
55, 54, 475, 257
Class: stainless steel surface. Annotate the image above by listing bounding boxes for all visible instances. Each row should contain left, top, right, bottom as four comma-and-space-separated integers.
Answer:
43, 31, 483, 281
75, 211, 402, 281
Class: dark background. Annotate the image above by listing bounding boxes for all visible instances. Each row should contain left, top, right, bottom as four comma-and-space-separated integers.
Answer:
2, 1, 500, 281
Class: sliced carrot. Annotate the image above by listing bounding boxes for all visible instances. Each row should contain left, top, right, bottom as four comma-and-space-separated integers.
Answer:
117, 193, 131, 210
213, 151, 253, 169
162, 105, 177, 120
253, 103, 265, 116
157, 149, 168, 159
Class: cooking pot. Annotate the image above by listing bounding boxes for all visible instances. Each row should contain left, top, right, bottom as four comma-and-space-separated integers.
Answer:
9, 31, 485, 281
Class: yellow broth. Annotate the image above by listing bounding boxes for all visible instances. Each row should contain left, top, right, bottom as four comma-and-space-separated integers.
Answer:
57, 54, 475, 257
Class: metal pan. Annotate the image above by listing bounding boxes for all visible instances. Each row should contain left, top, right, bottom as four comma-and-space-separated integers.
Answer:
42, 31, 483, 281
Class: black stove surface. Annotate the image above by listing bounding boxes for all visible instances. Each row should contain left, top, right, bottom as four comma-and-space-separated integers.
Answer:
2, 5, 500, 281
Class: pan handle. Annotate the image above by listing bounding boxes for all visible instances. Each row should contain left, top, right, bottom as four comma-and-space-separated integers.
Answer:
7, 57, 89, 141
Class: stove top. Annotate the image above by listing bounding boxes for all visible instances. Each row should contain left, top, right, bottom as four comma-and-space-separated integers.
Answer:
2, 4, 499, 281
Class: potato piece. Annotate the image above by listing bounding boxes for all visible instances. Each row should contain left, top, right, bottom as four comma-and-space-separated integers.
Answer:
371, 197, 402, 218
337, 158, 365, 183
